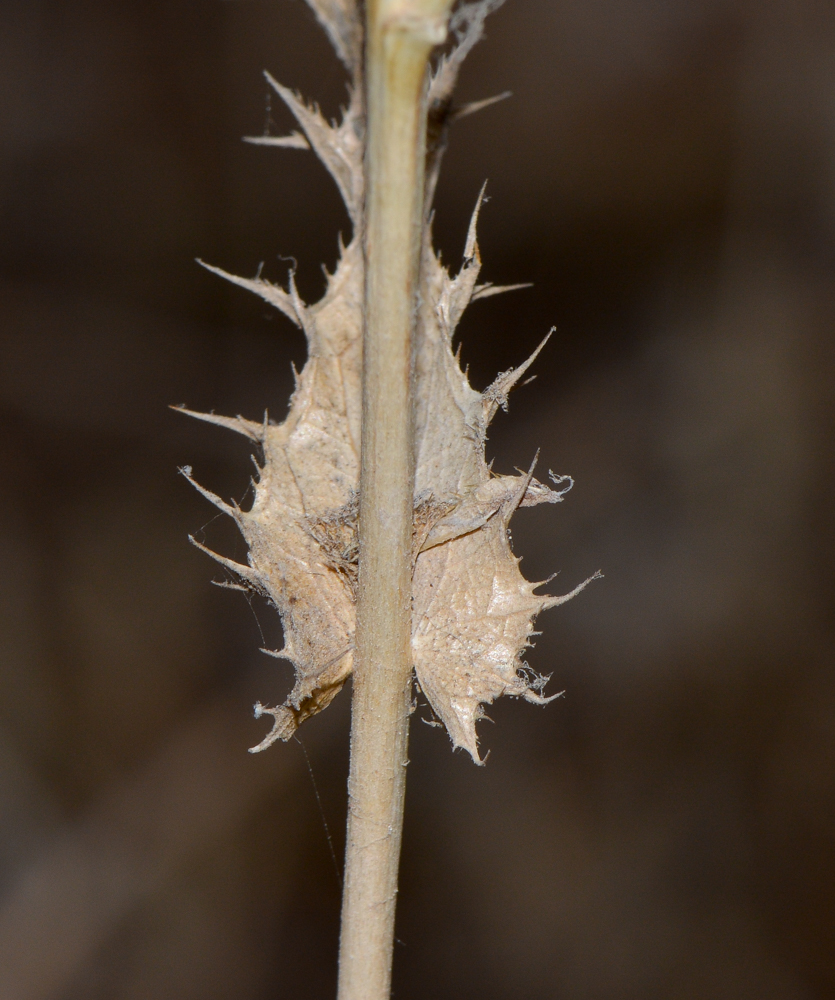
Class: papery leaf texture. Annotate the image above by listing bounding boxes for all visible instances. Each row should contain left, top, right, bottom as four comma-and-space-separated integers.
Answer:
180, 0, 599, 762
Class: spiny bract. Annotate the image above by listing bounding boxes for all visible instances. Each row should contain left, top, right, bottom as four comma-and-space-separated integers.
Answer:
179, 0, 599, 762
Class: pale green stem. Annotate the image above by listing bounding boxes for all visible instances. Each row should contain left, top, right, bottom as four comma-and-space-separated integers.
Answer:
336, 2, 453, 999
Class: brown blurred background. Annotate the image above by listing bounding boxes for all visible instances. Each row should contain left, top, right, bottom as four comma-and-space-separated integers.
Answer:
1, 0, 834, 997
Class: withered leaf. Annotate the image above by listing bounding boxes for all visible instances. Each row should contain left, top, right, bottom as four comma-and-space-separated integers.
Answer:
179, 0, 599, 762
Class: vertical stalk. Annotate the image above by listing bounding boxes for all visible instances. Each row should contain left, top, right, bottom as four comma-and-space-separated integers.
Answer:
337, 2, 452, 999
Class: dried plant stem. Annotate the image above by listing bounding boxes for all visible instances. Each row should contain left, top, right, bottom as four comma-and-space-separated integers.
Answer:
337, 2, 452, 998
181, 0, 596, 991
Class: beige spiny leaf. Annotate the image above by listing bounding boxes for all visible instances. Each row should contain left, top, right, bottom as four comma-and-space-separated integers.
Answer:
410, 197, 600, 759
181, 0, 598, 761
302, 0, 362, 73
425, 0, 508, 205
